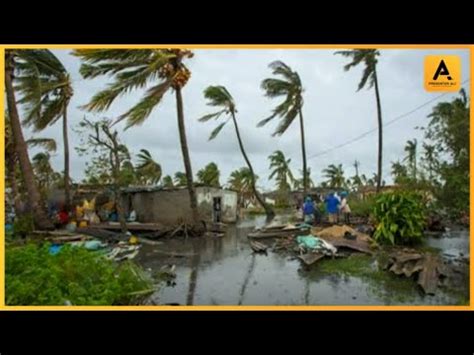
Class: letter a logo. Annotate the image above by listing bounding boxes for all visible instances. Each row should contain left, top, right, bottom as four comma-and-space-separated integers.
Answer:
425, 55, 460, 92
433, 60, 452, 81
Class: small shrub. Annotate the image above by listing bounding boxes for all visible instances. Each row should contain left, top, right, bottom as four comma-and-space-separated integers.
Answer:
372, 191, 426, 245
350, 196, 377, 217
6, 243, 155, 305
13, 213, 34, 238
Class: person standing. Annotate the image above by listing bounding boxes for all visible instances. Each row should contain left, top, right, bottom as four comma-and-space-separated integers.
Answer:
325, 192, 339, 224
339, 191, 351, 225
302, 196, 315, 224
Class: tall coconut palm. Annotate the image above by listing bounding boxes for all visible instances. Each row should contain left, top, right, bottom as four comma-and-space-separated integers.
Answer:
335, 49, 383, 192
174, 172, 188, 187
199, 85, 275, 219
136, 149, 162, 185
5, 50, 53, 229
14, 49, 73, 210
268, 150, 294, 192
162, 175, 174, 188
323, 164, 346, 188
197, 162, 220, 187
73, 49, 199, 223
404, 139, 418, 180
259, 61, 309, 196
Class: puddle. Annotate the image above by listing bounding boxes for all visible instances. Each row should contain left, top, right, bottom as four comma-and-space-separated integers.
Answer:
135, 217, 470, 305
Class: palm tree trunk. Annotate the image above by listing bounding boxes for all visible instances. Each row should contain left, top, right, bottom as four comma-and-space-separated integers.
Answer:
231, 112, 275, 220
175, 88, 199, 224
7, 155, 21, 213
63, 107, 71, 211
5, 51, 53, 230
373, 68, 383, 193
298, 109, 308, 196
111, 147, 127, 234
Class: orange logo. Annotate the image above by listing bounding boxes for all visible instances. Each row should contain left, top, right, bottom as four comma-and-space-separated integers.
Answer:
424, 55, 461, 92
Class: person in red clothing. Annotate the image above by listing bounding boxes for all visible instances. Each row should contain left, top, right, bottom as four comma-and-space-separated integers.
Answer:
57, 208, 69, 227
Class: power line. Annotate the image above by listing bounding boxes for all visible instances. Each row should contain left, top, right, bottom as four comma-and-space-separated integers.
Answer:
307, 78, 470, 160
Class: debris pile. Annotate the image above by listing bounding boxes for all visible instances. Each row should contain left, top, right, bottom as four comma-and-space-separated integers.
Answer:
383, 249, 448, 295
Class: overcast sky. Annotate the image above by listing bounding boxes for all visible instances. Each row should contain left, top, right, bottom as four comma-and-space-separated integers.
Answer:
23, 48, 470, 191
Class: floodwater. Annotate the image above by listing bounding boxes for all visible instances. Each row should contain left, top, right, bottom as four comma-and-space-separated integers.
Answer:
136, 216, 470, 306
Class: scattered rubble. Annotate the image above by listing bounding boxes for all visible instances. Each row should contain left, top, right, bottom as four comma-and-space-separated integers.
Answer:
384, 249, 449, 295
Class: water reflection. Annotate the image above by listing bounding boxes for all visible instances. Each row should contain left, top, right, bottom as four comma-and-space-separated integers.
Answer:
136, 217, 469, 306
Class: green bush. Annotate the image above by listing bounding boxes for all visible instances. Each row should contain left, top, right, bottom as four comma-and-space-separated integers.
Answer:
350, 196, 377, 217
13, 213, 34, 238
372, 191, 426, 245
6, 243, 155, 305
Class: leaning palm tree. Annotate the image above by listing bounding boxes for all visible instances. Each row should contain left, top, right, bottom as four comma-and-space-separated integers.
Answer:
5, 111, 57, 212
5, 50, 53, 229
199, 85, 275, 220
404, 139, 418, 180
268, 150, 294, 191
73, 49, 199, 223
335, 49, 383, 192
15, 49, 73, 210
196, 162, 220, 187
259, 61, 309, 196
136, 149, 162, 185
322, 164, 346, 188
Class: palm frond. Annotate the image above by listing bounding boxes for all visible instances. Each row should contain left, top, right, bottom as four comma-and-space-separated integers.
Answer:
209, 121, 228, 140
198, 110, 226, 122
26, 138, 57, 152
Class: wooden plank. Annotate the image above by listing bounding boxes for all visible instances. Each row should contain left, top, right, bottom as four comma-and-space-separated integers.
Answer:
417, 255, 439, 295
248, 229, 299, 239
87, 223, 164, 231
298, 253, 325, 265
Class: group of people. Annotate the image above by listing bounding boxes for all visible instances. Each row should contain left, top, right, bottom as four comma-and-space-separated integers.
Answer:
301, 191, 351, 225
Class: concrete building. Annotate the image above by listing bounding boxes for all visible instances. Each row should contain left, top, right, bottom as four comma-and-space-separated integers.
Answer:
121, 186, 238, 225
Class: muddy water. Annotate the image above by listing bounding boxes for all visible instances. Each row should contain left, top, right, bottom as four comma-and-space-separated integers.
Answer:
136, 216, 470, 305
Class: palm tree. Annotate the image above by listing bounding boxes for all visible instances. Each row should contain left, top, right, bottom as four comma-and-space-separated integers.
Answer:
199, 85, 275, 219
5, 112, 58, 212
5, 50, 53, 229
293, 168, 314, 190
32, 152, 55, 195
15, 49, 73, 210
422, 143, 438, 181
197, 162, 220, 187
391, 160, 409, 185
335, 49, 383, 192
259, 61, 309, 196
73, 49, 199, 223
174, 172, 188, 187
228, 167, 256, 208
323, 164, 346, 188
136, 149, 162, 185
162, 175, 174, 188
404, 139, 418, 180
268, 150, 294, 191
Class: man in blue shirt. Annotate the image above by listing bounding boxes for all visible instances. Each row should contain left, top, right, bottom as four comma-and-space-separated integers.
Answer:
325, 192, 340, 224
302, 196, 315, 224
